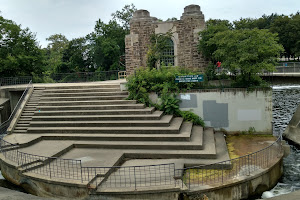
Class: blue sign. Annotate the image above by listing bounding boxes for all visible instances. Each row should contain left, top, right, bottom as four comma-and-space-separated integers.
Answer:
175, 75, 204, 83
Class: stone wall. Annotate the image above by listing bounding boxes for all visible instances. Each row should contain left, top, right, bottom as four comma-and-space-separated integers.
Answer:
125, 5, 208, 76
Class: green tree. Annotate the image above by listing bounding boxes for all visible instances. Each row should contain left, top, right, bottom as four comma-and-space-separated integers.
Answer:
111, 4, 137, 32
45, 34, 69, 73
209, 28, 284, 86
198, 19, 233, 61
60, 37, 90, 73
0, 15, 44, 77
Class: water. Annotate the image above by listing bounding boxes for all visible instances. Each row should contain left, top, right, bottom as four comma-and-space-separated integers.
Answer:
261, 85, 300, 198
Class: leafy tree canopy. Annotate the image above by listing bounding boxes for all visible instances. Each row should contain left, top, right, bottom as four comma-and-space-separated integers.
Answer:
0, 14, 44, 77
208, 28, 284, 86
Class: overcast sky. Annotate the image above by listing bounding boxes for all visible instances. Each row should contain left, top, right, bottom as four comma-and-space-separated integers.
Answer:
1, 0, 299, 48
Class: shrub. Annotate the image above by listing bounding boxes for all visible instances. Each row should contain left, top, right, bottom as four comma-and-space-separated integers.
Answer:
180, 111, 205, 126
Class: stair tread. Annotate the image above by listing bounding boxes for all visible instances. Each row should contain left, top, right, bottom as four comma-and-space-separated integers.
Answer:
29, 115, 173, 126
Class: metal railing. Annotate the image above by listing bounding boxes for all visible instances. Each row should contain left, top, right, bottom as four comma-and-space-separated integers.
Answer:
45, 71, 120, 83
0, 71, 122, 86
0, 132, 282, 190
0, 80, 32, 137
177, 135, 282, 190
0, 76, 32, 86
276, 63, 300, 73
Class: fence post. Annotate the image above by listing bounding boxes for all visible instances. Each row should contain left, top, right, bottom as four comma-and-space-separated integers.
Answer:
248, 155, 250, 176
222, 165, 224, 184
17, 150, 19, 166
80, 161, 83, 183
134, 166, 137, 191
49, 159, 52, 179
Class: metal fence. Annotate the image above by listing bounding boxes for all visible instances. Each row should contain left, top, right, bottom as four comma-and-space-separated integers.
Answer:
0, 80, 32, 137
45, 71, 120, 83
0, 71, 121, 86
276, 62, 300, 73
0, 133, 282, 191
177, 135, 282, 190
0, 76, 32, 86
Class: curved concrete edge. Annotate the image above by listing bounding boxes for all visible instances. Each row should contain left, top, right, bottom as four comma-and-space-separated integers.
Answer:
183, 155, 284, 200
0, 158, 89, 199
0, 153, 284, 200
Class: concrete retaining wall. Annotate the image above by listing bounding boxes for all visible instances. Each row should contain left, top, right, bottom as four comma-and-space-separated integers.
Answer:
178, 89, 273, 133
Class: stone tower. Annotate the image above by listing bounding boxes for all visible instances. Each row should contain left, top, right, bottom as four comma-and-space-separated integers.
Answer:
125, 4, 208, 76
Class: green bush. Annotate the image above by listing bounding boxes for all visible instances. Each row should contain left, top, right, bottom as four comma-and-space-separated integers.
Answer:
127, 67, 205, 126
180, 110, 205, 126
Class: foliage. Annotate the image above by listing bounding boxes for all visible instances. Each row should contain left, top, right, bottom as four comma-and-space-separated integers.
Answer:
111, 4, 137, 32
127, 67, 205, 126
146, 31, 174, 69
270, 13, 300, 57
198, 19, 233, 62
199, 25, 284, 87
44, 34, 69, 73
158, 85, 181, 116
180, 111, 205, 126
0, 15, 45, 77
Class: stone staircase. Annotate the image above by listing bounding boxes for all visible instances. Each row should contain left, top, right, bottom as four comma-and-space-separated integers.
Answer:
7, 82, 230, 193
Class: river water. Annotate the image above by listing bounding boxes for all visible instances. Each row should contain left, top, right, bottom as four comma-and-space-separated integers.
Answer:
261, 85, 300, 198
1, 85, 300, 198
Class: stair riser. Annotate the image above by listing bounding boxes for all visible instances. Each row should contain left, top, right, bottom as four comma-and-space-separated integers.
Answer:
125, 153, 216, 159
27, 101, 137, 106
39, 92, 128, 97
29, 123, 170, 127
75, 144, 202, 150
34, 85, 120, 90
30, 110, 154, 116
26, 129, 180, 134
40, 89, 120, 93
32, 105, 145, 111
36, 136, 190, 142
33, 96, 128, 101
29, 116, 162, 121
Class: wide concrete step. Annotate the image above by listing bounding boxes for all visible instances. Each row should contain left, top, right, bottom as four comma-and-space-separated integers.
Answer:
11, 123, 192, 143
29, 115, 173, 127
26, 118, 184, 134
27, 107, 155, 116
39, 91, 128, 97
34, 85, 120, 90
29, 111, 164, 121
32, 96, 128, 101
27, 100, 137, 106
39, 88, 120, 93
36, 125, 200, 150
122, 127, 215, 159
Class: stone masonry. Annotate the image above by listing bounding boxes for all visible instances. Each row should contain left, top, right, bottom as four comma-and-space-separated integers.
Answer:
125, 4, 208, 75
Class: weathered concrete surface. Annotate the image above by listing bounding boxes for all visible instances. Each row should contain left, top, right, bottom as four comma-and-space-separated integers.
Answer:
283, 103, 300, 146
0, 187, 54, 200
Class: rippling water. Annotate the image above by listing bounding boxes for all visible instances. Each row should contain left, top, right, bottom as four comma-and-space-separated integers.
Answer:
261, 85, 300, 199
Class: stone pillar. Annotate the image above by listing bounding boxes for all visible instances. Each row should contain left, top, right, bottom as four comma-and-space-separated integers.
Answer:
125, 10, 157, 76
177, 4, 207, 71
